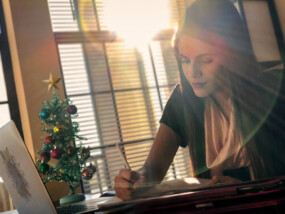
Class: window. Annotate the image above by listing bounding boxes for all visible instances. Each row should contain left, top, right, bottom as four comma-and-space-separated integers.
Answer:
48, 0, 191, 195
0, 56, 10, 128
0, 1, 21, 210
236, 0, 284, 69
0, 16, 10, 128
0, 1, 22, 137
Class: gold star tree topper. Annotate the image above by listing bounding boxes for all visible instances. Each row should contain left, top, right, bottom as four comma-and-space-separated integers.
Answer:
43, 73, 61, 91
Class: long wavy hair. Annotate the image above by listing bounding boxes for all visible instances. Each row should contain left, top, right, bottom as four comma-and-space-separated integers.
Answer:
174, 0, 280, 178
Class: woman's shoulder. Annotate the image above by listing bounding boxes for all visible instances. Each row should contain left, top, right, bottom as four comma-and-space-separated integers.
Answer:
160, 84, 188, 146
162, 84, 183, 113
167, 84, 183, 103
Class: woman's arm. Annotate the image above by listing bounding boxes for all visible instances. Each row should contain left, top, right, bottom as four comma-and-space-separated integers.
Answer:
142, 123, 181, 183
114, 123, 181, 200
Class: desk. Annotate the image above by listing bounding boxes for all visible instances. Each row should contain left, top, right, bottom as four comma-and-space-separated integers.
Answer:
0, 194, 113, 214
97, 177, 285, 214
0, 210, 18, 214
1, 178, 285, 214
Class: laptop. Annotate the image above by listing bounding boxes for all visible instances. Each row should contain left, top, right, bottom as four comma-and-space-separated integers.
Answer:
0, 121, 111, 214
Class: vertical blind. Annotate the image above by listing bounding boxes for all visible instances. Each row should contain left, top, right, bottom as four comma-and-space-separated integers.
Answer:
48, 0, 192, 196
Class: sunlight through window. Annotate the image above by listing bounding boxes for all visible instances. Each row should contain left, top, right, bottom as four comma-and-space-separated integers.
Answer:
103, 0, 170, 46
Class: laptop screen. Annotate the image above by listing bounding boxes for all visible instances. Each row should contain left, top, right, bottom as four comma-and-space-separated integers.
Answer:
0, 121, 57, 214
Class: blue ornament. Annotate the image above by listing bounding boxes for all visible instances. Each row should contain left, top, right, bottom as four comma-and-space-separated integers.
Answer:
40, 109, 50, 119
42, 143, 48, 150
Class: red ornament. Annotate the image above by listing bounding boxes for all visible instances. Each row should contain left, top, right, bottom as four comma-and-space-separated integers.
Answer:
45, 136, 55, 144
82, 168, 93, 180
67, 105, 77, 114
82, 147, 90, 158
39, 151, 51, 163
51, 148, 62, 159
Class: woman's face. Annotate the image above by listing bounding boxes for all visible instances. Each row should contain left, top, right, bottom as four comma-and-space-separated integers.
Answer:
178, 35, 228, 98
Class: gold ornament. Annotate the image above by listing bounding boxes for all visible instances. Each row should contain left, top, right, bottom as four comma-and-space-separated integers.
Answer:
53, 126, 60, 133
53, 122, 66, 134
43, 73, 61, 91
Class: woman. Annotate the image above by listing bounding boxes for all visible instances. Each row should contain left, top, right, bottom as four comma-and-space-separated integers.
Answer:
114, 0, 285, 200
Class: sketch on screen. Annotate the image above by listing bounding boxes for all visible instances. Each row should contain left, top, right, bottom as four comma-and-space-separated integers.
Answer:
0, 147, 32, 202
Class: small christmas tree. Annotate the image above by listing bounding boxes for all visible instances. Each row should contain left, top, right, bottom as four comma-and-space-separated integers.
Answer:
37, 73, 96, 205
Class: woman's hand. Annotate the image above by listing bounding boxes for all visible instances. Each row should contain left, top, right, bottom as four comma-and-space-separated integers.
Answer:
208, 175, 242, 185
114, 169, 145, 200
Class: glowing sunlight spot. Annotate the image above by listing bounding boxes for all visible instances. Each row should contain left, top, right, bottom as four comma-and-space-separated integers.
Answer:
183, 177, 201, 184
104, 0, 170, 47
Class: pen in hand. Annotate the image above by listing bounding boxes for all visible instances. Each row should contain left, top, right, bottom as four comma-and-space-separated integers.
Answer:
115, 143, 149, 198
116, 143, 131, 170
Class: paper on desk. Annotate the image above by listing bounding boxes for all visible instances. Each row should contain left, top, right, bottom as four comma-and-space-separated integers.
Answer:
99, 178, 211, 209
138, 177, 211, 197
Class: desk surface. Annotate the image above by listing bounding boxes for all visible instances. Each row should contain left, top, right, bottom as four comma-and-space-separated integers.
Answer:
0, 194, 113, 214
97, 177, 285, 214
0, 210, 18, 214
2, 177, 285, 214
